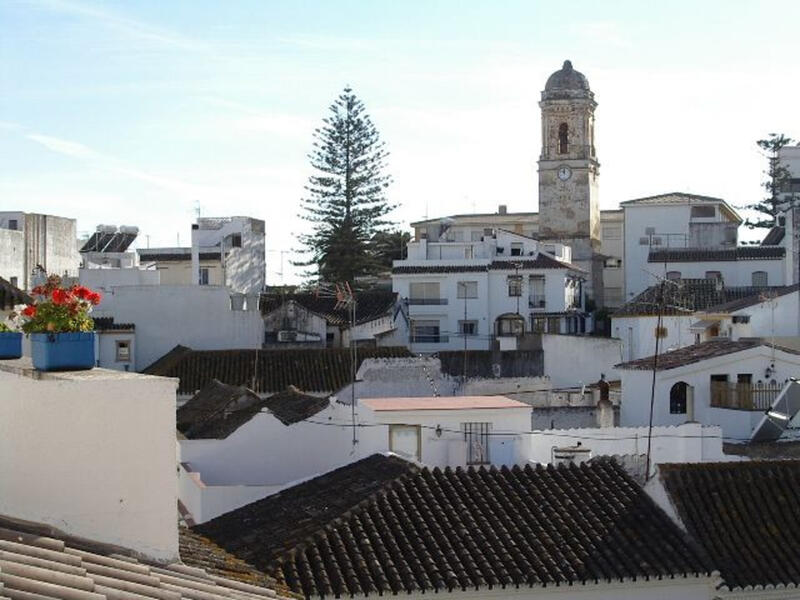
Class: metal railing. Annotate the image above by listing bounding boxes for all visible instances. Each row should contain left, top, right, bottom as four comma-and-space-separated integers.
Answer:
410, 335, 450, 343
529, 295, 546, 309
710, 382, 782, 410
407, 298, 449, 305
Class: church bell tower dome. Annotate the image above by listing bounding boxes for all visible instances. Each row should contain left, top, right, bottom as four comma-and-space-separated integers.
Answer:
543, 60, 593, 100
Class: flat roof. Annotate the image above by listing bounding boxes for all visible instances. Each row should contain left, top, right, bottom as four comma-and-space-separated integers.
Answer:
360, 395, 528, 411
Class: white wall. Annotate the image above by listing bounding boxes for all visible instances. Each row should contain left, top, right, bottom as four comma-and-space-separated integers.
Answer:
619, 346, 800, 440
729, 290, 799, 339
94, 285, 263, 370
612, 315, 696, 362
0, 228, 25, 287
541, 334, 623, 386
80, 266, 160, 291
648, 258, 785, 288
529, 423, 726, 474
0, 362, 178, 561
97, 331, 136, 371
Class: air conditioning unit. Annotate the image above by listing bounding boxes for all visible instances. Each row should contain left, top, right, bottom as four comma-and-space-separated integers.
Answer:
277, 330, 297, 342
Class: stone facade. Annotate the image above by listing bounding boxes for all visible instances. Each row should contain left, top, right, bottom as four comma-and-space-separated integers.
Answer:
537, 61, 603, 304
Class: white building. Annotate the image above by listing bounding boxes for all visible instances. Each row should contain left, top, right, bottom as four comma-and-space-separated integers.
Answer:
616, 339, 800, 441
0, 211, 81, 290
139, 216, 266, 295
392, 228, 587, 352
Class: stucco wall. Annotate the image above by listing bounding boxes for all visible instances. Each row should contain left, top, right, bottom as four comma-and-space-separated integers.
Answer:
0, 362, 178, 561
541, 334, 623, 387
94, 285, 263, 370
97, 331, 136, 371
80, 267, 160, 291
612, 315, 696, 362
0, 228, 25, 286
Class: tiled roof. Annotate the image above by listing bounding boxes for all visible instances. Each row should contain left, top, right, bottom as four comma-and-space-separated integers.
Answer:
659, 460, 800, 590
0, 519, 296, 600
177, 379, 264, 439
392, 255, 579, 275
702, 283, 799, 314
648, 246, 784, 263
92, 316, 135, 331
0, 276, 32, 310
145, 347, 412, 395
761, 225, 785, 245
360, 395, 528, 411
195, 454, 711, 598
615, 339, 763, 371
138, 251, 221, 262
620, 192, 726, 206
613, 279, 775, 317
260, 291, 395, 327
262, 386, 330, 425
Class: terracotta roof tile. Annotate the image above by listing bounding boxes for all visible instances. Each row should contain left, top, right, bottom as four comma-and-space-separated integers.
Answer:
0, 518, 296, 600
660, 460, 800, 590
195, 455, 711, 597
615, 339, 762, 371
145, 347, 412, 395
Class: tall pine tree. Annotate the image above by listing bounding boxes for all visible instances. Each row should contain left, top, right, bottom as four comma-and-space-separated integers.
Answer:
745, 133, 796, 229
296, 87, 394, 285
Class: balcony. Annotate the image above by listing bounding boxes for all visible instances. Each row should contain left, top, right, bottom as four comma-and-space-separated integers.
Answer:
528, 295, 546, 310
407, 298, 448, 305
710, 382, 782, 411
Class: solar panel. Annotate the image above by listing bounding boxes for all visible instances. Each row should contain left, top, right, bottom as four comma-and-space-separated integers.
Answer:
750, 380, 800, 443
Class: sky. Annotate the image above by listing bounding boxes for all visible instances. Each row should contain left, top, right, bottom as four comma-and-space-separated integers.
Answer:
1, 0, 799, 284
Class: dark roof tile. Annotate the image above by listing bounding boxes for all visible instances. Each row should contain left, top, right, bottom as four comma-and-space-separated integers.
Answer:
660, 460, 800, 590
262, 386, 330, 425
648, 246, 784, 263
260, 291, 395, 326
0, 276, 32, 310
177, 379, 264, 439
146, 346, 412, 395
195, 455, 711, 597
393, 255, 580, 275
93, 316, 135, 331
615, 339, 766, 371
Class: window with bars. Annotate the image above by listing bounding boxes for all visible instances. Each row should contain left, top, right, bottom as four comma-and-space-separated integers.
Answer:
507, 276, 523, 297
462, 422, 491, 465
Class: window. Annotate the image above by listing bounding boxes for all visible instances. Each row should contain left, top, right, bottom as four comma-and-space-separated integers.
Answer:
457, 281, 478, 299
459, 320, 478, 336
666, 271, 681, 280
411, 320, 442, 343
115, 340, 131, 362
464, 245, 474, 259
199, 267, 210, 285
732, 315, 750, 324
409, 282, 442, 304
462, 422, 491, 465
510, 242, 523, 256
710, 374, 729, 406
691, 205, 715, 218
639, 237, 650, 245
9, 276, 18, 288
8, 219, 17, 230
496, 314, 525, 336
604, 258, 622, 268
705, 271, 721, 281
530, 316, 547, 333
507, 276, 523, 297
389, 425, 420, 461
470, 231, 482, 242
230, 233, 242, 248
670, 382, 688, 414
558, 123, 569, 154
602, 225, 621, 240
752, 271, 768, 286
529, 275, 545, 308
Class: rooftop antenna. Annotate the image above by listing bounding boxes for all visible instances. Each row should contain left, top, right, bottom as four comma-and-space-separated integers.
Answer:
194, 201, 202, 219
315, 282, 358, 447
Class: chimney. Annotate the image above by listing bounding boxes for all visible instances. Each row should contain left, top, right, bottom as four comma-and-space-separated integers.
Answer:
191, 223, 200, 285
498, 205, 507, 215
0, 363, 179, 562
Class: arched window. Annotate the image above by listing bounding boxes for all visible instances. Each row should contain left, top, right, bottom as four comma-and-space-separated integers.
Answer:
558, 123, 568, 154
496, 313, 525, 336
670, 382, 688, 414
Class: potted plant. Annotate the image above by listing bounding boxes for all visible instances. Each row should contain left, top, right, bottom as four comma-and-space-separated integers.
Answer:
0, 320, 22, 359
18, 275, 102, 371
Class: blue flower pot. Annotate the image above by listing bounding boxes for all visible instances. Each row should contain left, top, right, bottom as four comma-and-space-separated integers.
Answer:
0, 332, 22, 359
31, 332, 96, 371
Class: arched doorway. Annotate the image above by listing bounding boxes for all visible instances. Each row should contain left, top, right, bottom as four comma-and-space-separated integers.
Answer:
670, 382, 688, 414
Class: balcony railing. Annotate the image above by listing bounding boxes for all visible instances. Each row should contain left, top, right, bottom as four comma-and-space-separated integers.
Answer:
529, 295, 546, 309
410, 335, 450, 343
710, 382, 782, 411
407, 298, 448, 305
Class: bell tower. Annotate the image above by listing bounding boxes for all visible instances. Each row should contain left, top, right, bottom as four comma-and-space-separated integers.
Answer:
537, 60, 602, 302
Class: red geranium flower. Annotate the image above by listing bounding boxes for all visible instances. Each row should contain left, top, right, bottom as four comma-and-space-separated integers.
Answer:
51, 289, 71, 305
21, 305, 36, 317
88, 292, 102, 305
